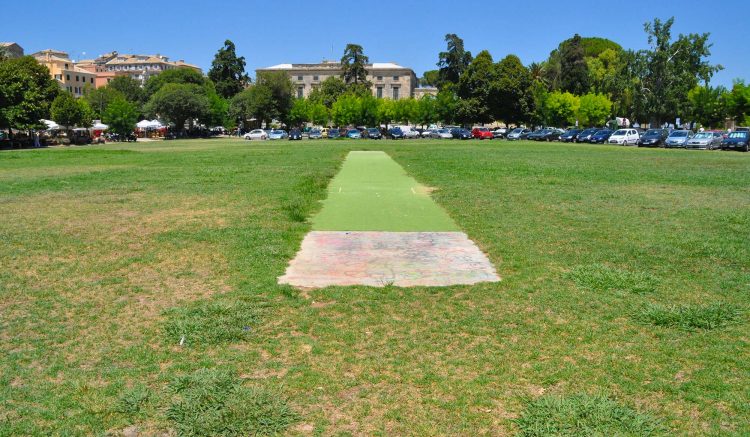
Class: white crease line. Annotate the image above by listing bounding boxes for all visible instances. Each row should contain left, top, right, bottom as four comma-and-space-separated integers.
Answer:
411, 187, 416, 194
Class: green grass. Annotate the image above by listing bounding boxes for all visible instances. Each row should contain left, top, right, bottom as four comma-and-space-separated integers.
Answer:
0, 138, 748, 435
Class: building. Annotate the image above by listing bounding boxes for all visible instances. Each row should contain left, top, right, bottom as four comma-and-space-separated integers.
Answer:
414, 87, 438, 99
256, 61, 418, 100
32, 49, 96, 98
0, 42, 24, 58
77, 51, 202, 85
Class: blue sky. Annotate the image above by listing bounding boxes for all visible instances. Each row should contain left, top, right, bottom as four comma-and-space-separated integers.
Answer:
6, 0, 747, 87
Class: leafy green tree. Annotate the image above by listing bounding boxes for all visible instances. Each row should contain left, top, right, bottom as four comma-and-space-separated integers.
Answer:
636, 17, 722, 125
457, 50, 498, 124
145, 83, 209, 132
256, 71, 294, 125
0, 56, 60, 133
687, 85, 726, 128
495, 55, 533, 125
289, 98, 309, 127
724, 80, 750, 125
331, 93, 360, 126
51, 91, 91, 129
144, 67, 207, 98
420, 70, 439, 87
359, 95, 380, 126
559, 34, 590, 95
205, 92, 229, 127
435, 89, 458, 125
437, 34, 472, 89
577, 93, 612, 127
103, 97, 139, 136
84, 86, 124, 119
308, 77, 347, 108
415, 95, 438, 127
230, 84, 275, 127
341, 44, 369, 86
543, 91, 579, 126
309, 102, 329, 126
377, 98, 396, 128
393, 98, 418, 124
108, 76, 145, 107
208, 40, 249, 99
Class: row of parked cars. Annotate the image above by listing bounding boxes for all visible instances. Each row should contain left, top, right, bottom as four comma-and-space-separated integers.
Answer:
506, 126, 750, 151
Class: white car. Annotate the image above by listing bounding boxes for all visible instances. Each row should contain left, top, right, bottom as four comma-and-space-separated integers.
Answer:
243, 129, 267, 140
422, 129, 437, 138
431, 128, 453, 139
608, 129, 640, 146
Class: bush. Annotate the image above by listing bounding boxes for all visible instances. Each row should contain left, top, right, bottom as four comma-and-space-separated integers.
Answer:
167, 368, 296, 436
515, 394, 666, 436
566, 264, 657, 294
634, 302, 742, 330
163, 298, 258, 346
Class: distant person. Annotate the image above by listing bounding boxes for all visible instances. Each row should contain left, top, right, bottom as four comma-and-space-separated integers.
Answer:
33, 131, 41, 148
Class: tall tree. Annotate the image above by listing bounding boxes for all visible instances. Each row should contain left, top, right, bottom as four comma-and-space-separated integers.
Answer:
84, 86, 124, 119
0, 56, 60, 134
340, 44, 369, 86
108, 76, 145, 107
208, 40, 250, 99
144, 83, 210, 132
51, 91, 92, 130
255, 71, 294, 125
560, 34, 590, 95
496, 55, 534, 125
724, 80, 750, 126
419, 70, 439, 87
544, 91, 580, 127
144, 67, 207, 99
437, 34, 472, 89
637, 17, 721, 125
577, 93, 612, 126
456, 50, 497, 124
687, 85, 726, 128
308, 77, 347, 108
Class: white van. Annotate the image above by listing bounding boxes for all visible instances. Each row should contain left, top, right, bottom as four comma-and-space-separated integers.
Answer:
397, 125, 420, 139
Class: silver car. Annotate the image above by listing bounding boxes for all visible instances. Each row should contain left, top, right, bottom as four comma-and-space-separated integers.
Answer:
665, 130, 693, 148
685, 131, 722, 150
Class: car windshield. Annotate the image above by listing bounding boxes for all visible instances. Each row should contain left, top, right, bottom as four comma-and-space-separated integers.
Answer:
644, 129, 661, 135
670, 131, 688, 137
693, 133, 711, 139
271, 130, 283, 134
478, 128, 489, 132
511, 128, 523, 134
728, 132, 748, 138
595, 130, 610, 135
311, 130, 320, 134
348, 130, 358, 134
438, 129, 450, 133
613, 130, 627, 135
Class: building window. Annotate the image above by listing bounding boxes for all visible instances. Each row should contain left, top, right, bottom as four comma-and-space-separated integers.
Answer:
65, 63, 69, 69
75, 75, 79, 82
66, 74, 70, 81
55, 74, 62, 80
297, 86, 304, 99
313, 75, 319, 81
393, 75, 399, 81
376, 87, 383, 98
377, 76, 383, 81
297, 75, 303, 81
90, 78, 94, 83
392, 87, 399, 100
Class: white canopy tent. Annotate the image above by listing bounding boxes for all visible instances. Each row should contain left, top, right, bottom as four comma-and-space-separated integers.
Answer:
136, 120, 152, 129
40, 119, 59, 130
92, 121, 109, 130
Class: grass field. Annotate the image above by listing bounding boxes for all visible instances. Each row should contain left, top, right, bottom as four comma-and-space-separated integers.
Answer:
1, 138, 748, 436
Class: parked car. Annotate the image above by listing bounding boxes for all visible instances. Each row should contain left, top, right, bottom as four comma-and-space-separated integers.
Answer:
664, 130, 693, 148
637, 129, 669, 147
492, 128, 507, 139
403, 128, 420, 139
387, 127, 405, 139
576, 128, 600, 143
506, 128, 532, 141
686, 131, 722, 150
422, 128, 438, 138
559, 129, 582, 142
268, 130, 288, 140
363, 127, 382, 139
526, 129, 547, 141
308, 129, 322, 139
328, 128, 340, 139
539, 128, 564, 142
431, 128, 454, 139
608, 128, 640, 146
346, 129, 362, 139
589, 129, 614, 144
289, 129, 302, 140
720, 131, 749, 151
471, 127, 494, 140
451, 128, 472, 140
243, 129, 268, 140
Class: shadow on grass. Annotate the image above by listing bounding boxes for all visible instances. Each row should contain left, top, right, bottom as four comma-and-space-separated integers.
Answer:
515, 394, 667, 436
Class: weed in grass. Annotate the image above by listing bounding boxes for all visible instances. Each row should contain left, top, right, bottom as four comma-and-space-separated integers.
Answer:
115, 385, 151, 416
162, 298, 259, 346
515, 394, 667, 436
566, 264, 658, 294
167, 368, 297, 437
634, 302, 742, 330
283, 196, 309, 222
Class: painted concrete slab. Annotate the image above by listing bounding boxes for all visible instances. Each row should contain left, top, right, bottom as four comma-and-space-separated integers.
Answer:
279, 231, 500, 288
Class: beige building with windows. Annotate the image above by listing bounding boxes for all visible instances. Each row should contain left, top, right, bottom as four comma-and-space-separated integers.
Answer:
77, 51, 202, 85
32, 49, 96, 98
256, 61, 417, 100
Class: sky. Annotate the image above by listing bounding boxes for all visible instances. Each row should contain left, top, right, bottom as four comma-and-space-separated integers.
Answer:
5, 0, 748, 87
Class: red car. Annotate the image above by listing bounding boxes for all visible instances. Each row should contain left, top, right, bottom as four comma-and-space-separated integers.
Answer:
471, 127, 494, 140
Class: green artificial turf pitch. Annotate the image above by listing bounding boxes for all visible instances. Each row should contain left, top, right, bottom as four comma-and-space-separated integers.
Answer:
310, 151, 460, 231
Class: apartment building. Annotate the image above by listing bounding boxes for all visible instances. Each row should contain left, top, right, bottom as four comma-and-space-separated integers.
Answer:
77, 51, 202, 85
31, 49, 96, 97
256, 61, 417, 100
